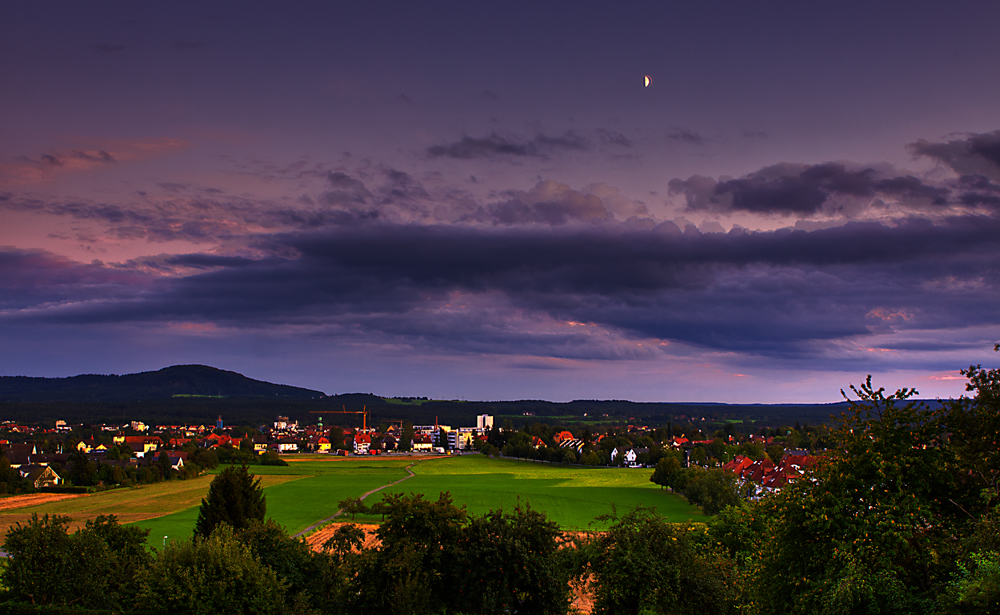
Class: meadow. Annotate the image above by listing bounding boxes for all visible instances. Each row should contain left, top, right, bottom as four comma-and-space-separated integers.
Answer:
353, 455, 705, 530
1, 455, 704, 547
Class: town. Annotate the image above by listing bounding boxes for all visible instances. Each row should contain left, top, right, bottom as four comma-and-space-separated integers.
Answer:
0, 409, 826, 502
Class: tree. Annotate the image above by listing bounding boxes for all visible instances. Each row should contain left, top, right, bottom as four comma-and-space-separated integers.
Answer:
945, 358, 1000, 515
581, 507, 737, 615
194, 465, 266, 538
322, 523, 366, 556
137, 524, 287, 615
650, 455, 681, 489
434, 429, 448, 450
157, 449, 173, 477
0, 454, 25, 494
455, 504, 570, 615
359, 492, 468, 613
754, 377, 960, 615
191, 447, 219, 469
239, 519, 319, 604
737, 441, 764, 461
338, 496, 368, 520
2, 514, 76, 605
67, 448, 98, 486
1, 513, 150, 610
681, 468, 740, 515
73, 514, 152, 609
399, 422, 415, 452
328, 426, 346, 450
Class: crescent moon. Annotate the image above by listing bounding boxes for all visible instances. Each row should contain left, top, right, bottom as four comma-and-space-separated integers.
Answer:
644, 75, 651, 87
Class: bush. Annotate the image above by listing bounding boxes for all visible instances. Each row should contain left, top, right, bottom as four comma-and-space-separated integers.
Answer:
1, 514, 149, 610
581, 507, 737, 615
137, 524, 287, 615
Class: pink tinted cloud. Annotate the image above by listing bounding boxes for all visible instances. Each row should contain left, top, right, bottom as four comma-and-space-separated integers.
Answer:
1, 137, 188, 186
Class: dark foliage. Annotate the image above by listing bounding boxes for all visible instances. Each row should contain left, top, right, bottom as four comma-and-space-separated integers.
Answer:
194, 465, 266, 538
0, 364, 324, 403
1, 514, 149, 610
454, 504, 570, 615
580, 507, 738, 615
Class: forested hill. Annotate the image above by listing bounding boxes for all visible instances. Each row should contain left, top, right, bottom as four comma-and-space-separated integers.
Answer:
0, 364, 940, 429
0, 365, 325, 402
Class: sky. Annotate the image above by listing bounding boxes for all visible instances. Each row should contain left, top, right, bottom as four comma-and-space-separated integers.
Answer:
3, 1, 1000, 403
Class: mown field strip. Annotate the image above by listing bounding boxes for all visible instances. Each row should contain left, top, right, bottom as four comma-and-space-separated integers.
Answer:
0, 474, 299, 537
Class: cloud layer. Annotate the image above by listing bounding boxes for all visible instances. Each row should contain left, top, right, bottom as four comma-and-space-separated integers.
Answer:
4, 130, 1000, 379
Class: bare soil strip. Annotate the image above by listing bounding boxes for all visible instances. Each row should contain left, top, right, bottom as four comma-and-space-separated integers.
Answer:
304, 522, 381, 551
0, 493, 86, 511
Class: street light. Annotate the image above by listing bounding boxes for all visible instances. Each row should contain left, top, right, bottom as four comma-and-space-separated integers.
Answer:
163, 535, 168, 547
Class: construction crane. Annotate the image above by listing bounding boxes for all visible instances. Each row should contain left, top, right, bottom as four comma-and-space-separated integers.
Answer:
310, 406, 369, 430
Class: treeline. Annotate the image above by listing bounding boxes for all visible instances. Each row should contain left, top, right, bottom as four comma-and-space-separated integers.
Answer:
482, 419, 830, 468
0, 392, 851, 433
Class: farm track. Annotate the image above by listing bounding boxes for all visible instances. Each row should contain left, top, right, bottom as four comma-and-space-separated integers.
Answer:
293, 461, 419, 538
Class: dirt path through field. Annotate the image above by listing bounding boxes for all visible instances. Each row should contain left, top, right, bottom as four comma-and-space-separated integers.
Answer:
293, 461, 419, 537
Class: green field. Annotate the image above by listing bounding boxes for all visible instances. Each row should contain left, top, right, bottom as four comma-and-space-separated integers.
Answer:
2, 455, 704, 548
0, 474, 299, 539
356, 456, 704, 530
135, 457, 415, 546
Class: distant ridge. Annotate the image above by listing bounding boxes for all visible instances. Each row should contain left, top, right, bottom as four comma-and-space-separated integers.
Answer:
0, 365, 326, 402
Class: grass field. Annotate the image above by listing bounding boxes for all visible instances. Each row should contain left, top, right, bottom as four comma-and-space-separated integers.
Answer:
135, 458, 415, 546
353, 455, 705, 530
0, 474, 298, 539
0, 455, 704, 548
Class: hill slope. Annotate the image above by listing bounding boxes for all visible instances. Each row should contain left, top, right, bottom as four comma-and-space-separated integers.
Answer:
0, 365, 325, 402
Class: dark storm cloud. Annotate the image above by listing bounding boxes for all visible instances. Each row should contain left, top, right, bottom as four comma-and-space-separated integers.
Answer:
670, 163, 950, 215
0, 170, 635, 240
910, 130, 1000, 179
426, 131, 587, 159
0, 249, 148, 310
8, 215, 1000, 360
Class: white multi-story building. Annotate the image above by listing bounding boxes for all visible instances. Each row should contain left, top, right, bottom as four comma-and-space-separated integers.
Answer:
476, 414, 494, 430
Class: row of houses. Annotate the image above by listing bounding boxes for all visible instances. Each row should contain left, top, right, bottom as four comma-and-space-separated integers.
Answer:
722, 451, 821, 496
2, 442, 188, 489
